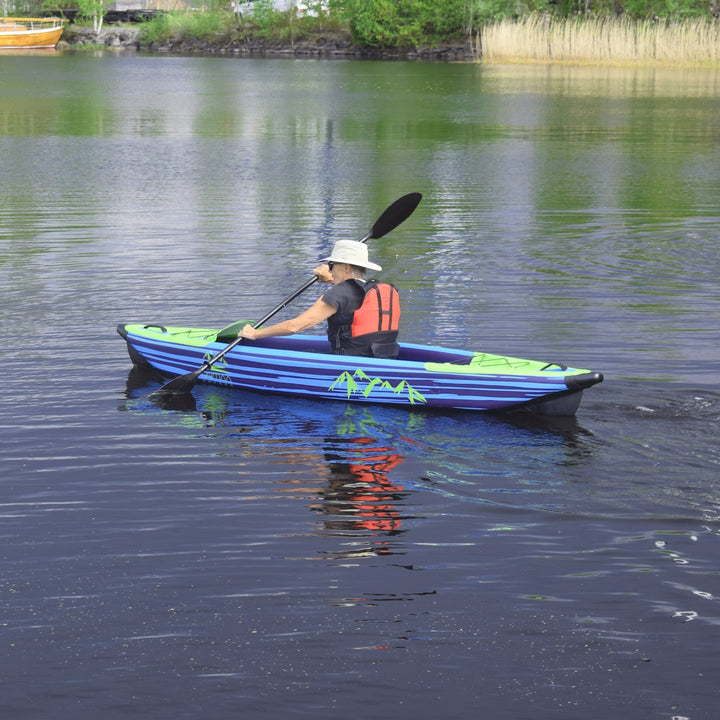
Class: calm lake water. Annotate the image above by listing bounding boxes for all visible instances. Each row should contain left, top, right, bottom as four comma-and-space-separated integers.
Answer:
2, 52, 719, 719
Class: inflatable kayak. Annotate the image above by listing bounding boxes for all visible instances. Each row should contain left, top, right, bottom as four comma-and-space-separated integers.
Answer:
117, 323, 603, 416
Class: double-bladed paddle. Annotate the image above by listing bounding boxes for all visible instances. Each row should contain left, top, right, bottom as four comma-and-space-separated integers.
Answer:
150, 192, 422, 398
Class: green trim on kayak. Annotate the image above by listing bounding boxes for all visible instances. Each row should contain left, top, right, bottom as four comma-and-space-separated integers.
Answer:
127, 325, 593, 380
425, 352, 590, 377
131, 326, 219, 347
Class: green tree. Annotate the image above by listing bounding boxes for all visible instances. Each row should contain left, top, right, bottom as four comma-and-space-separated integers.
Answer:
339, 0, 477, 45
78, 0, 109, 32
339, 0, 416, 46
50, 0, 109, 32
619, 0, 709, 17
472, 0, 527, 22
6, 0, 47, 13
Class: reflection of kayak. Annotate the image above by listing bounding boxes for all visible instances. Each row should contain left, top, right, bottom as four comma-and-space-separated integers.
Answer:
117, 323, 603, 416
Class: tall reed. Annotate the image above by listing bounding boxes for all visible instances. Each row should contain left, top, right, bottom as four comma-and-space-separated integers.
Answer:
480, 15, 720, 67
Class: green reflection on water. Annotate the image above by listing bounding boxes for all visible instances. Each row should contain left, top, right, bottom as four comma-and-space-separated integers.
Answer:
1, 55, 718, 381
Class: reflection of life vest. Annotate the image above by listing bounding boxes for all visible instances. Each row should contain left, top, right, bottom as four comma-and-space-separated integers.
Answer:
348, 438, 404, 533
335, 280, 401, 358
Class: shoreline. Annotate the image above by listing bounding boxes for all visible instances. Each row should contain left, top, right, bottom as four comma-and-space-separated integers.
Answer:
57, 22, 720, 67
58, 25, 476, 61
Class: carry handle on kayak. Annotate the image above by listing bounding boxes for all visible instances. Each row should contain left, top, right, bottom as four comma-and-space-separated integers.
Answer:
150, 192, 422, 398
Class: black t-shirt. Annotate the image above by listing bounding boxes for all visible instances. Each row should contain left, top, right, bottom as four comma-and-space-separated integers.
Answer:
321, 279, 367, 352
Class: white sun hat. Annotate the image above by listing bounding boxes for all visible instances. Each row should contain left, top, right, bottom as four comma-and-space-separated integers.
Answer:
323, 240, 382, 272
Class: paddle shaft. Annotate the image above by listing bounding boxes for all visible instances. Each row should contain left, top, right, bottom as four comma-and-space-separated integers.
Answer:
152, 193, 421, 396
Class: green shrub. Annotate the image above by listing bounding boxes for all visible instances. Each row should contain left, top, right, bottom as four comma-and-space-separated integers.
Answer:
139, 10, 237, 43
138, 13, 175, 44
339, 0, 477, 47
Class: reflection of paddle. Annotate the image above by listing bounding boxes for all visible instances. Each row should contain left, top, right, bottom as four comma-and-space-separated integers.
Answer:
150, 192, 422, 398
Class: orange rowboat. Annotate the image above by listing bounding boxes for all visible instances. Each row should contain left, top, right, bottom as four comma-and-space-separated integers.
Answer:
0, 17, 65, 49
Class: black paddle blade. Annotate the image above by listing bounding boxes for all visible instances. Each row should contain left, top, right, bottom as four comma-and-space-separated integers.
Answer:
149, 391, 198, 412
150, 369, 202, 397
369, 192, 422, 240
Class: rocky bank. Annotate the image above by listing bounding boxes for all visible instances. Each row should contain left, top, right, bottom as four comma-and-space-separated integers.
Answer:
58, 24, 476, 61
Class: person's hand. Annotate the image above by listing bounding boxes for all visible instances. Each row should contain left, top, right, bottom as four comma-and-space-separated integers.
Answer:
313, 264, 333, 283
239, 324, 258, 339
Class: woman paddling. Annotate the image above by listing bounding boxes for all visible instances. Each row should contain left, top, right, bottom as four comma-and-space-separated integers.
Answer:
239, 240, 400, 359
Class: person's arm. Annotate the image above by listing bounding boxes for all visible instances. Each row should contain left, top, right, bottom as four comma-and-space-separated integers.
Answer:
239, 296, 336, 340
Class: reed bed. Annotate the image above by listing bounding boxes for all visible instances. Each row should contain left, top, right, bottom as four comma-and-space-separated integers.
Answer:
480, 15, 720, 67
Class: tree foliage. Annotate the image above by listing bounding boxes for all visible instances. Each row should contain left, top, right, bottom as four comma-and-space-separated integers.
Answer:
335, 0, 718, 47
75, 0, 109, 32
337, 0, 481, 46
48, 0, 110, 32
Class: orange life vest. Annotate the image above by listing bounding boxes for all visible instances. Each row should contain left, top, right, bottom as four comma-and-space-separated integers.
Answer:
351, 280, 400, 337
329, 279, 401, 358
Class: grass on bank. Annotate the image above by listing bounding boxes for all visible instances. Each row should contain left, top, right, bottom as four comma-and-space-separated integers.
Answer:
138, 8, 346, 46
139, 11, 230, 44
481, 15, 720, 67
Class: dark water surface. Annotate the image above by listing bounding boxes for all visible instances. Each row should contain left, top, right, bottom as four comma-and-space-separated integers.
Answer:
2, 54, 719, 719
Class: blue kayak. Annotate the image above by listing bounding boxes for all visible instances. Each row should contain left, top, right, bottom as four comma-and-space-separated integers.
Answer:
117, 323, 603, 416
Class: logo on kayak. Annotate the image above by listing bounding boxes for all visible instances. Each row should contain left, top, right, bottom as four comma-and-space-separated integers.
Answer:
203, 352, 231, 383
329, 369, 426, 405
